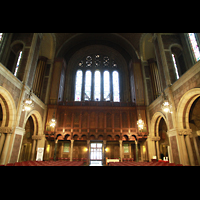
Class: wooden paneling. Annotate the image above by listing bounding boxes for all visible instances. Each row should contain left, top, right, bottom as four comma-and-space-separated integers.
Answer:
45, 104, 148, 141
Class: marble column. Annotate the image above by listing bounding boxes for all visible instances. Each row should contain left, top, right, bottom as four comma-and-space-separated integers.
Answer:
31, 139, 37, 161
53, 139, 58, 161
119, 140, 123, 162
87, 140, 90, 165
135, 140, 139, 162
0, 132, 11, 165
70, 140, 74, 161
0, 133, 6, 155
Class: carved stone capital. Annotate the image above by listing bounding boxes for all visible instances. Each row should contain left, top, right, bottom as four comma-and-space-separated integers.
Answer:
151, 136, 160, 141
178, 129, 192, 136
32, 135, 42, 140
0, 127, 13, 134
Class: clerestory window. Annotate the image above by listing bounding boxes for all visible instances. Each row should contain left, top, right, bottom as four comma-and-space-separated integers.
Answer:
188, 33, 200, 62
74, 54, 120, 102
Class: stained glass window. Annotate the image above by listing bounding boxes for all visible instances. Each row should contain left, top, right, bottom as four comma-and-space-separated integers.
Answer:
14, 51, 22, 76
0, 33, 3, 43
113, 71, 120, 102
75, 70, 83, 101
104, 71, 110, 101
94, 70, 101, 101
84, 70, 92, 100
172, 54, 179, 79
75, 55, 120, 102
188, 33, 200, 62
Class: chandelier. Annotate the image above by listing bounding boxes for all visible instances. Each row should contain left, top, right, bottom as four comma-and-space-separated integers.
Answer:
22, 90, 34, 111
50, 112, 56, 128
137, 114, 144, 131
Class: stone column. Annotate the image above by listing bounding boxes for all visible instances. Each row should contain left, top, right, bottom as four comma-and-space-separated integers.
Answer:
31, 139, 37, 161
87, 140, 90, 165
184, 129, 195, 166
61, 142, 64, 159
0, 132, 12, 165
103, 140, 106, 165
53, 139, 58, 161
70, 140, 74, 161
135, 140, 139, 162
119, 140, 123, 162
156, 140, 160, 160
0, 133, 6, 155
178, 130, 190, 165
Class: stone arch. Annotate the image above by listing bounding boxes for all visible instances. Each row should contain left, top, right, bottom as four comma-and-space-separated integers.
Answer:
39, 33, 56, 60
150, 111, 169, 137
139, 33, 155, 62
176, 88, 200, 130
23, 110, 43, 136
0, 86, 16, 128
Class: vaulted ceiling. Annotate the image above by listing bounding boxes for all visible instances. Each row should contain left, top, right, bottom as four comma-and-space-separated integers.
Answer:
53, 33, 144, 62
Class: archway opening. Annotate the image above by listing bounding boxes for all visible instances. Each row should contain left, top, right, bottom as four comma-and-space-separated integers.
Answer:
158, 118, 169, 160
0, 104, 2, 127
188, 96, 200, 165
19, 115, 36, 161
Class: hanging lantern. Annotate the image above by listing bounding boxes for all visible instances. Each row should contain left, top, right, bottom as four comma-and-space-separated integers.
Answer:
22, 91, 34, 111
137, 114, 144, 131
50, 118, 56, 128
161, 92, 172, 113
50, 112, 56, 128
161, 99, 172, 113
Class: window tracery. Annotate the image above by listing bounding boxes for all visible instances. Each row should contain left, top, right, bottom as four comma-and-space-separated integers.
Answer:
188, 33, 200, 62
74, 54, 120, 102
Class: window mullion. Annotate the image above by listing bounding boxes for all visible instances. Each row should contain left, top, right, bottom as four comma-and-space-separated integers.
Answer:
82, 70, 86, 101
110, 70, 113, 101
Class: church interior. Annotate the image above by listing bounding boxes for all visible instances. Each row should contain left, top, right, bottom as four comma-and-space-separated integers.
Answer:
0, 33, 200, 166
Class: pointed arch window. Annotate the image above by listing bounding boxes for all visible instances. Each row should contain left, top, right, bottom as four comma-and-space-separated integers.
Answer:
171, 54, 179, 79
104, 70, 110, 101
84, 70, 92, 100
94, 70, 101, 101
188, 33, 200, 62
113, 71, 120, 102
74, 54, 121, 102
0, 33, 3, 44
75, 70, 83, 101
14, 51, 22, 76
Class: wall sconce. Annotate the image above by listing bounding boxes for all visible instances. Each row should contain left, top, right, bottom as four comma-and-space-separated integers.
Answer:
84, 147, 88, 152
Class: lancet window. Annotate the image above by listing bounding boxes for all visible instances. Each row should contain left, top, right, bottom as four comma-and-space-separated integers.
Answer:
74, 54, 120, 102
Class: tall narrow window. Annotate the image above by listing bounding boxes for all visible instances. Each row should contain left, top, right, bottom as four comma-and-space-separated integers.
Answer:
84, 70, 92, 100
113, 71, 120, 102
104, 71, 110, 101
14, 51, 22, 76
94, 70, 101, 101
75, 70, 83, 101
0, 33, 3, 44
188, 33, 200, 62
172, 54, 179, 79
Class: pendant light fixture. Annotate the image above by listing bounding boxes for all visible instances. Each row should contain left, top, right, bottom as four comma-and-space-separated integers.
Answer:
137, 113, 144, 131
22, 90, 34, 111
50, 111, 56, 128
161, 92, 172, 113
